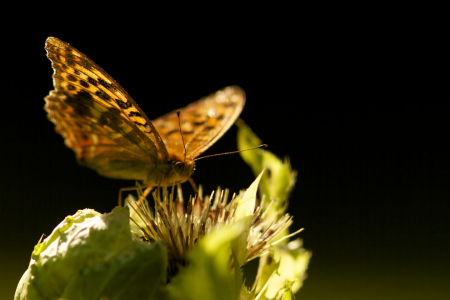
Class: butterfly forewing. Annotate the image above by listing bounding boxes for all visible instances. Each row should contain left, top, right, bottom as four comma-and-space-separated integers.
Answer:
152, 86, 245, 160
45, 37, 168, 162
44, 37, 169, 181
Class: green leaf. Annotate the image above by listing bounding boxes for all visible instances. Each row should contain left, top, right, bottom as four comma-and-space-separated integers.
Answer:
15, 207, 167, 300
229, 171, 264, 268
239, 282, 255, 300
237, 120, 311, 298
281, 287, 293, 300
265, 239, 312, 298
168, 223, 248, 300
254, 252, 280, 297
62, 242, 166, 300
236, 119, 263, 175
234, 170, 264, 221
237, 120, 297, 215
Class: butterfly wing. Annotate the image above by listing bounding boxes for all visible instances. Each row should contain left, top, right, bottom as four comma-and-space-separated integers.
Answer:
44, 37, 169, 181
152, 86, 245, 161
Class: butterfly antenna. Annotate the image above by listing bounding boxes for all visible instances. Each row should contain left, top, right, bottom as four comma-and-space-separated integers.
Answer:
177, 110, 187, 162
193, 144, 268, 161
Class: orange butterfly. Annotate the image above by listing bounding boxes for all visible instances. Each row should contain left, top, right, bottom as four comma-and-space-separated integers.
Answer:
44, 37, 245, 199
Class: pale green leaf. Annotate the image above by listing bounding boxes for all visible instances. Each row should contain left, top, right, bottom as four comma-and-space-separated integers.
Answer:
237, 120, 297, 215
234, 170, 264, 221
236, 119, 263, 174
168, 223, 248, 300
254, 252, 279, 297
265, 239, 312, 298
281, 287, 293, 300
15, 207, 167, 300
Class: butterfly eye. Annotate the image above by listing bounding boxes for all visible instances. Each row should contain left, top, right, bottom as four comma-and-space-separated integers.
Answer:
174, 162, 185, 174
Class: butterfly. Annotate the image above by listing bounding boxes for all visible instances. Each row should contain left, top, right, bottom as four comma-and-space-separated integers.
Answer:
44, 37, 245, 197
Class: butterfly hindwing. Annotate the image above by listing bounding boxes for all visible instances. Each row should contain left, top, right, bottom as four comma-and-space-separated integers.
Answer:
152, 86, 245, 160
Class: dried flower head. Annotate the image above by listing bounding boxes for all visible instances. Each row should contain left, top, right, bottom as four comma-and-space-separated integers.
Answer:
126, 172, 300, 278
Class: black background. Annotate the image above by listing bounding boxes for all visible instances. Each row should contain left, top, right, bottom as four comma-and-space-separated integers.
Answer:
0, 8, 448, 300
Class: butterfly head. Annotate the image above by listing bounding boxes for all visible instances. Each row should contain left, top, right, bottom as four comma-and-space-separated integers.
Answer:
163, 159, 195, 185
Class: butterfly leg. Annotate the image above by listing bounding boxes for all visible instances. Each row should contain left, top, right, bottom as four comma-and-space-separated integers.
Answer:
189, 177, 206, 208
118, 183, 152, 206
154, 174, 166, 200
119, 186, 139, 206
137, 186, 154, 206
188, 177, 199, 195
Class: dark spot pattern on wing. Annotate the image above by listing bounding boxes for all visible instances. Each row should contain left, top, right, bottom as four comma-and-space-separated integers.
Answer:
151, 86, 245, 160
128, 111, 142, 117
64, 90, 94, 118
95, 89, 111, 101
79, 80, 89, 88
87, 77, 98, 86
44, 91, 148, 157
115, 98, 132, 109
67, 74, 77, 82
